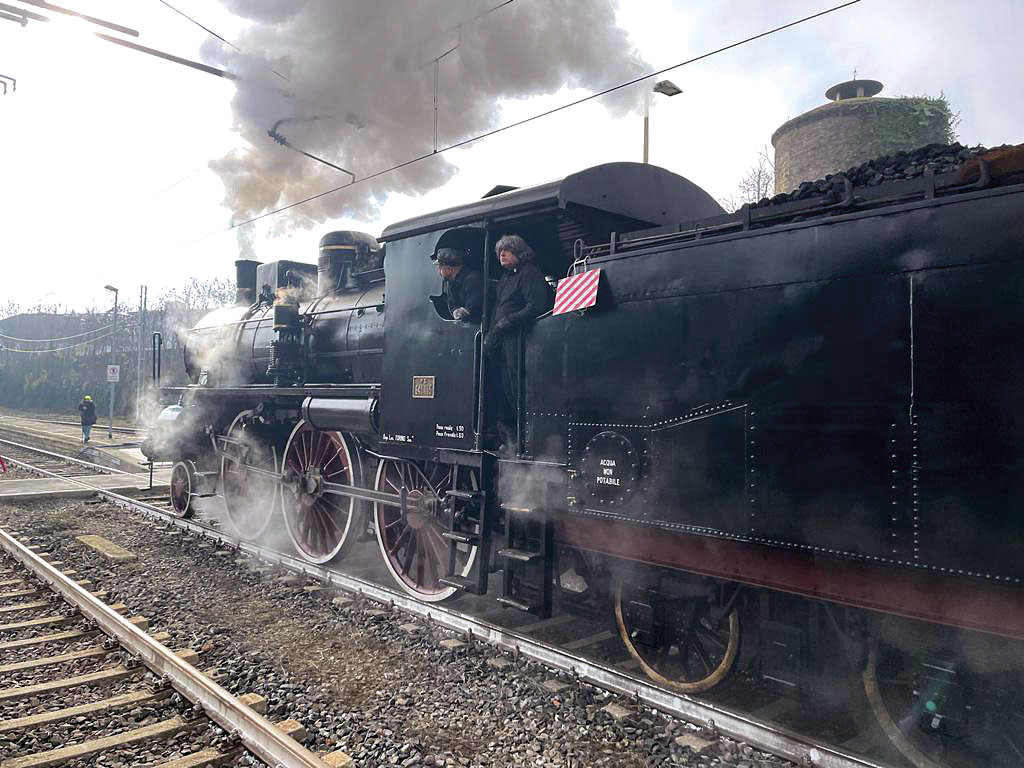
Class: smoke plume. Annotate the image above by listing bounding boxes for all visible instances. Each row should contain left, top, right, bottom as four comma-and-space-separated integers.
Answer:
203, 0, 646, 228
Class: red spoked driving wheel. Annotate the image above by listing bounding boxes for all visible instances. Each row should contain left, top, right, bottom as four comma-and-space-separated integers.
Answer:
281, 421, 364, 564
374, 459, 478, 602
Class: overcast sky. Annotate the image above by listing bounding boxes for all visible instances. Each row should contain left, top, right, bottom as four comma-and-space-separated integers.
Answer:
1, 0, 1021, 313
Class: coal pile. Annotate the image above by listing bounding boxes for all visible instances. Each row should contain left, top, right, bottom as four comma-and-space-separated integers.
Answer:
756, 142, 990, 208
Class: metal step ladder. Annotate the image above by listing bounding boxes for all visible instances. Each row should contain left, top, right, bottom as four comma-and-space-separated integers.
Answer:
437, 486, 493, 595
496, 504, 554, 617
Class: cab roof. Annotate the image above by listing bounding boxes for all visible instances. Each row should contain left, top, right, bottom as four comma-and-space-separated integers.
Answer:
379, 162, 723, 242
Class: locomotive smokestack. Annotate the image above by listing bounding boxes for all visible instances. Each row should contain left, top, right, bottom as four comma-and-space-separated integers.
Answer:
235, 259, 261, 305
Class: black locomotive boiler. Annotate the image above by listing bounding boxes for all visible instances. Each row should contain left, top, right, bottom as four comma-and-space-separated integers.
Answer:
147, 148, 1024, 765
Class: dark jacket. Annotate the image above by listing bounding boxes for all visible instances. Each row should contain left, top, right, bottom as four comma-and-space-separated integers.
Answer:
78, 399, 97, 425
486, 262, 554, 418
491, 262, 554, 336
442, 266, 484, 320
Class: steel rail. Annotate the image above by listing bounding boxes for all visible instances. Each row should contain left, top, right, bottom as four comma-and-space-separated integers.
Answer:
0, 522, 329, 767
0, 435, 138, 475
1, 415, 141, 435
2, 446, 891, 768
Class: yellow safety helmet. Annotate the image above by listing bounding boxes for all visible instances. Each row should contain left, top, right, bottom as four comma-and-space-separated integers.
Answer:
83, 395, 92, 401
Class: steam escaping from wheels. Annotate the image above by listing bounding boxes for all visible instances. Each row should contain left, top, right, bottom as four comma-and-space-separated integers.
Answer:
219, 410, 282, 540
374, 459, 478, 602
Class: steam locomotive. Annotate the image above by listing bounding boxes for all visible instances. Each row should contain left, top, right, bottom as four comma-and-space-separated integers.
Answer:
146, 146, 1024, 766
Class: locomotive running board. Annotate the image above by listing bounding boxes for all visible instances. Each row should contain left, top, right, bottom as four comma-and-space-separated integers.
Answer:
163, 385, 379, 399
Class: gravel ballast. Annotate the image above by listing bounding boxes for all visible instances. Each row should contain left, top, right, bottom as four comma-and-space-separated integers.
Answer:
0, 498, 794, 767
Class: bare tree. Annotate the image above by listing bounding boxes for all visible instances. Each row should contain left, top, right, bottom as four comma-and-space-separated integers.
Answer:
719, 146, 776, 213
156, 276, 235, 311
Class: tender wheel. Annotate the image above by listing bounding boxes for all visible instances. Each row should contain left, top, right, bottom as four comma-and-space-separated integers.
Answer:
863, 641, 950, 768
863, 640, 1023, 768
281, 421, 364, 564
374, 459, 478, 602
169, 460, 197, 519
219, 410, 281, 539
614, 579, 741, 693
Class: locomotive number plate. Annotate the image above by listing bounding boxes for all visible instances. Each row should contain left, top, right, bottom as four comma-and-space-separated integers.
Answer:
412, 375, 435, 399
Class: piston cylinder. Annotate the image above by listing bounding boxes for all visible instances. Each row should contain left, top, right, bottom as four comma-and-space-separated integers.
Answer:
301, 397, 378, 435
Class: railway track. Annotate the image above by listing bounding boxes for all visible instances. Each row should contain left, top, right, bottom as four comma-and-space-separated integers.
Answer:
0, 524, 349, 767
0, 415, 143, 437
0, 440, 120, 479
0, 436, 894, 768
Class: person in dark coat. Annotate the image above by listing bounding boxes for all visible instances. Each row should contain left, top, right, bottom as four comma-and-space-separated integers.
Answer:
78, 395, 97, 445
483, 234, 554, 442
436, 247, 484, 321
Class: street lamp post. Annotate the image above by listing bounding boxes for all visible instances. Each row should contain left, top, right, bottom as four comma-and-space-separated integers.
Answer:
643, 79, 683, 164
104, 285, 118, 440
135, 285, 147, 422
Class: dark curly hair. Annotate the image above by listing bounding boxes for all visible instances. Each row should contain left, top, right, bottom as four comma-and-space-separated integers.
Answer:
494, 234, 536, 264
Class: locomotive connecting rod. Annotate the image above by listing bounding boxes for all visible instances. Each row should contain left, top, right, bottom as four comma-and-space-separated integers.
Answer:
320, 479, 418, 509
218, 454, 412, 509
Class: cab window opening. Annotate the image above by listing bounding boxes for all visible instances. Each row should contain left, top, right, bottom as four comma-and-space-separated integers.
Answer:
430, 228, 486, 323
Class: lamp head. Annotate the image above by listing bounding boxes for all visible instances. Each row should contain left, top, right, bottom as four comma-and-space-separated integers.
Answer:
653, 79, 682, 97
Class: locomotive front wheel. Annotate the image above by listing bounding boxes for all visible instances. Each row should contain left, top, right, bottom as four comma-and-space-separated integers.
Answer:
281, 421, 364, 564
169, 460, 197, 519
374, 459, 478, 602
220, 410, 281, 539
614, 581, 740, 693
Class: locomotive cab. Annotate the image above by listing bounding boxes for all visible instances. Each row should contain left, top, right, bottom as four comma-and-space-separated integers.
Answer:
377, 162, 723, 461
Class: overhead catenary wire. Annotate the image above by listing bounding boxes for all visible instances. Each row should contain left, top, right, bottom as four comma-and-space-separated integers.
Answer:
153, 0, 290, 81
154, 0, 236, 51
0, 323, 114, 343
179, 0, 861, 248
1, 330, 115, 353
147, 168, 204, 201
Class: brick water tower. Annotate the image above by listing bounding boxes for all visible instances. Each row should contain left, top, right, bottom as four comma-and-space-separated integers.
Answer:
771, 78, 953, 194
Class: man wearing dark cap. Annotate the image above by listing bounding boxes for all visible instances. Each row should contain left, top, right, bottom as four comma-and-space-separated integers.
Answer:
437, 247, 484, 322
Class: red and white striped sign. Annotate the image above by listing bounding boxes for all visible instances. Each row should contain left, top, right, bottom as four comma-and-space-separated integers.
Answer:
553, 268, 601, 316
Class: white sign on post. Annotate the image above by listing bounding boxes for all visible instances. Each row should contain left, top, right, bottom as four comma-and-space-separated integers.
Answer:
106, 365, 120, 383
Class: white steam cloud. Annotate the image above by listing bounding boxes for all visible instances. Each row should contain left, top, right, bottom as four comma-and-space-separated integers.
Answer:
203, 0, 647, 229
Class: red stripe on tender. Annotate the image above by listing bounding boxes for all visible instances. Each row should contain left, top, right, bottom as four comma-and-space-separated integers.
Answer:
554, 270, 600, 314
556, 272, 592, 303
554, 276, 592, 313
553, 280, 586, 313
554, 283, 598, 315
555, 271, 599, 313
